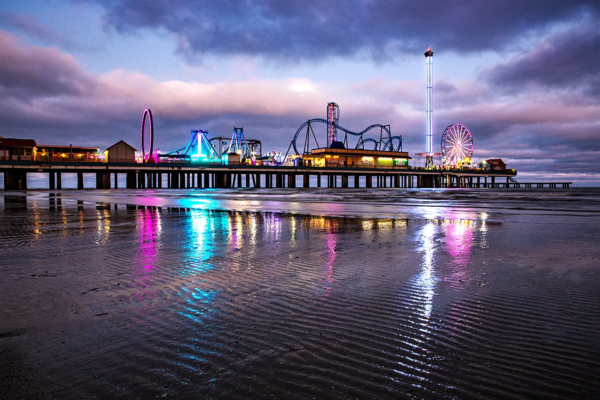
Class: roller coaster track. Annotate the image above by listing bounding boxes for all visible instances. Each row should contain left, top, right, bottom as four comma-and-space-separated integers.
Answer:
292, 118, 401, 155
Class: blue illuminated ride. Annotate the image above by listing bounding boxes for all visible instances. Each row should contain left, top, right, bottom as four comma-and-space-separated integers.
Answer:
225, 127, 252, 160
161, 130, 220, 162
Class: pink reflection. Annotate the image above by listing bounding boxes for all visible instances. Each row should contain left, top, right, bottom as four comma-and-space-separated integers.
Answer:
137, 210, 160, 271
443, 219, 474, 284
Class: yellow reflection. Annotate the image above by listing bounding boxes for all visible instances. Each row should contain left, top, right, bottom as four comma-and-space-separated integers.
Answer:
30, 210, 42, 245
94, 209, 111, 244
362, 220, 374, 231
248, 212, 258, 246
377, 220, 393, 230
290, 215, 297, 247
394, 219, 407, 228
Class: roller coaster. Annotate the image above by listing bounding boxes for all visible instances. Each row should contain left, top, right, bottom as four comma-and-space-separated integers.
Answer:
291, 103, 402, 155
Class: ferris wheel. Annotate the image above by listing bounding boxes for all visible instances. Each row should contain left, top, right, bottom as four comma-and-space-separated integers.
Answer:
441, 123, 474, 166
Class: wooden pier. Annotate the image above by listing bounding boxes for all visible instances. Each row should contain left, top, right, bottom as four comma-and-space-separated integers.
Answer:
0, 160, 569, 190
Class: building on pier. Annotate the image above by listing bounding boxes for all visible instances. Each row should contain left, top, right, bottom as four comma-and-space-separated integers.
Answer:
0, 137, 36, 161
104, 140, 137, 163
35, 144, 100, 162
301, 147, 411, 168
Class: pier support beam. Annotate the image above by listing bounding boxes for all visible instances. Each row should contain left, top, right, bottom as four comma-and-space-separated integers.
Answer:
49, 172, 55, 190
366, 175, 372, 188
56, 172, 62, 190
78, 172, 84, 190
4, 170, 27, 190
342, 175, 348, 188
96, 171, 110, 189
126, 172, 136, 189
137, 172, 145, 189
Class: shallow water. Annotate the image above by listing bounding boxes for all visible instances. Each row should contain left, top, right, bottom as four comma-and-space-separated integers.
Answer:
1, 188, 599, 398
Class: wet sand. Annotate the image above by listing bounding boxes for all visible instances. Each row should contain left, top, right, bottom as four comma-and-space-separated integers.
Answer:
1, 188, 600, 398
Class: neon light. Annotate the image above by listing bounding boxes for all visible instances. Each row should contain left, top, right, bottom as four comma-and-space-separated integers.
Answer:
197, 131, 202, 157
425, 49, 433, 155
327, 102, 340, 147
140, 109, 154, 163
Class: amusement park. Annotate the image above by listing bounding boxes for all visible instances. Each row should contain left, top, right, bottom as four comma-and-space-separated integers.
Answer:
0, 49, 569, 190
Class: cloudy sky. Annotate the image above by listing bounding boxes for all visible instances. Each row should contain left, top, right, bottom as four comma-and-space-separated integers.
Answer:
1, 0, 598, 185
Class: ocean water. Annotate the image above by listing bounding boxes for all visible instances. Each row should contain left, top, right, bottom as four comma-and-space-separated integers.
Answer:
1, 188, 599, 398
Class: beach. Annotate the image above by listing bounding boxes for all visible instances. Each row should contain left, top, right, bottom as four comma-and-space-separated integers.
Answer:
1, 188, 599, 398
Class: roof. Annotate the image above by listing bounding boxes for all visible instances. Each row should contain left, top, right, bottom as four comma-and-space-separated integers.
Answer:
0, 138, 36, 147
309, 147, 411, 159
37, 144, 98, 151
105, 140, 137, 152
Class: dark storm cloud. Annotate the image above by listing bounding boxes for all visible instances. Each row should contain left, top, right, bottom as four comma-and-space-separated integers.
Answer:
484, 20, 600, 96
87, 0, 599, 61
0, 32, 95, 99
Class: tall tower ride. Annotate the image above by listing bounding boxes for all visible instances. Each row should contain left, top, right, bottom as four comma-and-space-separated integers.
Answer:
425, 48, 434, 169
416, 48, 440, 169
327, 102, 340, 147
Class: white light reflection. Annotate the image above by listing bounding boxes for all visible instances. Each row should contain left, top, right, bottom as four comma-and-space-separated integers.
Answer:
480, 212, 489, 249
322, 234, 337, 296
95, 209, 111, 245
416, 222, 438, 321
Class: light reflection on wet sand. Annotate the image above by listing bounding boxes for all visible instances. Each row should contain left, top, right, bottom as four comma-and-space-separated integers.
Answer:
0, 190, 599, 399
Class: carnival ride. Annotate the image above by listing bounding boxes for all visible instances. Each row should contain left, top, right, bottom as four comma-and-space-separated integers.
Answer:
441, 123, 474, 167
212, 127, 261, 160
140, 109, 155, 163
209, 136, 262, 159
289, 103, 402, 156
159, 126, 262, 164
160, 130, 220, 162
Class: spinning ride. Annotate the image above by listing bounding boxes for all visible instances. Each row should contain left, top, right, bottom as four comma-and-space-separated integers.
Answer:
441, 123, 474, 167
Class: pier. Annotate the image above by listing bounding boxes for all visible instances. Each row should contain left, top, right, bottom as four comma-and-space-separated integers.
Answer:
0, 160, 560, 191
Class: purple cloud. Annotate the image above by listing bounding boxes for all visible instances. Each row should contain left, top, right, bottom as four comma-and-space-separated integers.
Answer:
0, 32, 95, 98
484, 20, 600, 97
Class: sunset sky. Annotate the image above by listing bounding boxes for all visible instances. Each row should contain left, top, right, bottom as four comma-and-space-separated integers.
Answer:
1, 0, 598, 185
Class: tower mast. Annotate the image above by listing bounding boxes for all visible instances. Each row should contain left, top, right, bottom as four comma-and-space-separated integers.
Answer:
425, 47, 434, 169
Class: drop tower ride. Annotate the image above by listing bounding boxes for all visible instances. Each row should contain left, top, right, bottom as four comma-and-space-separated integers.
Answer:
417, 47, 440, 169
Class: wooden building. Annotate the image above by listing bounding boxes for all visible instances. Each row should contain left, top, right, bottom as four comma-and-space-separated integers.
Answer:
104, 140, 137, 163
486, 159, 507, 171
0, 137, 37, 161
36, 144, 99, 161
